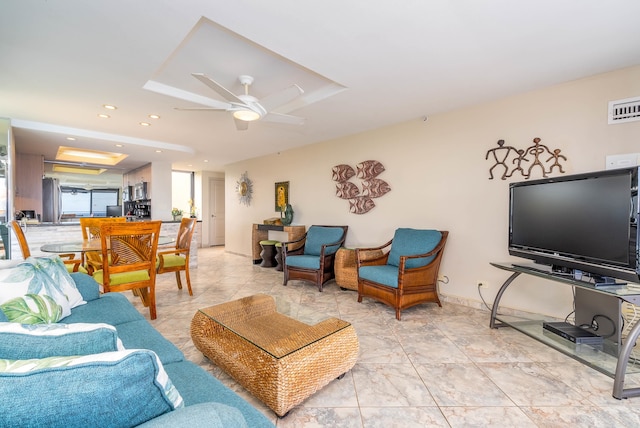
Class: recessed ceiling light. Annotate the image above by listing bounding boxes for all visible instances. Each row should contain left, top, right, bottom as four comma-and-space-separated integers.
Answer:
98, 114, 110, 119
148, 114, 160, 119
115, 144, 123, 148
66, 137, 76, 141
53, 164, 107, 175
155, 150, 162, 153
204, 160, 209, 163
103, 104, 117, 110
139, 122, 150, 127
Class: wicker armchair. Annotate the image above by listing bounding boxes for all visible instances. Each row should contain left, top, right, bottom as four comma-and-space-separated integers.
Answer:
356, 228, 448, 320
282, 225, 348, 291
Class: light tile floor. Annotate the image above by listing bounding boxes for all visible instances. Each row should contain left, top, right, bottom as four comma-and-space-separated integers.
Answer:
127, 247, 640, 427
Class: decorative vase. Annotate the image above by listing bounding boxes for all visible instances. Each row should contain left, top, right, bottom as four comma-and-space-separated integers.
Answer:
281, 204, 294, 226
173, 215, 182, 222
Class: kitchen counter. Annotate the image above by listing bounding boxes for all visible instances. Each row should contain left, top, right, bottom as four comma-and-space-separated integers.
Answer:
8, 220, 202, 266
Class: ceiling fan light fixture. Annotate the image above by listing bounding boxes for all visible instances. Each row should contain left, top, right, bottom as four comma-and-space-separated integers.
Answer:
233, 109, 261, 122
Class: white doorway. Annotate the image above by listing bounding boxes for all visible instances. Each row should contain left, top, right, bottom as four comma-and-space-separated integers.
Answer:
209, 178, 225, 246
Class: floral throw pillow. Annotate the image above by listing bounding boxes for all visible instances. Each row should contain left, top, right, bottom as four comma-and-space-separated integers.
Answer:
0, 261, 72, 318
0, 294, 62, 324
27, 256, 85, 309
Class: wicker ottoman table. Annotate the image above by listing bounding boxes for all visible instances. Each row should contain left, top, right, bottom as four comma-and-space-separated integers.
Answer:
190, 294, 359, 417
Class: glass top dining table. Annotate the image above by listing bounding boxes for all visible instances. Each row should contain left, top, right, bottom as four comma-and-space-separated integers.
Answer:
40, 236, 175, 254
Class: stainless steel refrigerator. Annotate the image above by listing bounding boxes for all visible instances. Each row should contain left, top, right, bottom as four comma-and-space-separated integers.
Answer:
42, 177, 62, 223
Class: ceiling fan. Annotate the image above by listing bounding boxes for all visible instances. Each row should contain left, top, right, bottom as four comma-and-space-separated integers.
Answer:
176, 73, 305, 130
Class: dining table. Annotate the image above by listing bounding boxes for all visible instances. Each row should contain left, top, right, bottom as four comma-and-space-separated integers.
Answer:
40, 236, 175, 255
41, 235, 175, 307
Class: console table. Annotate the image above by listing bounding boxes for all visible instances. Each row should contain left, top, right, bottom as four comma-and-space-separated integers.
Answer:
490, 262, 640, 399
251, 224, 305, 264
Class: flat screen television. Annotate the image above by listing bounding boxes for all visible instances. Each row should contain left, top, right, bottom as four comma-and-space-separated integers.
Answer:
508, 166, 639, 284
106, 205, 122, 217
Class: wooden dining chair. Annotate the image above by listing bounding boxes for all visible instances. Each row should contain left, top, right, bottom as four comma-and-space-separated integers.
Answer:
157, 217, 197, 296
79, 217, 127, 274
9, 221, 84, 272
90, 221, 161, 320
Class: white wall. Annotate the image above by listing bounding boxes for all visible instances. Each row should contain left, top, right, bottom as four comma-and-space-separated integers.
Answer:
224, 65, 640, 318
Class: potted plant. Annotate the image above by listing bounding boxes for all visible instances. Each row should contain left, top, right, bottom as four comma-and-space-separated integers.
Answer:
171, 208, 183, 221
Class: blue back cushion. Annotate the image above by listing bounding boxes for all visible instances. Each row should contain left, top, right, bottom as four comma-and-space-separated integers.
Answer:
0, 322, 121, 360
304, 226, 345, 256
387, 229, 442, 268
0, 349, 182, 427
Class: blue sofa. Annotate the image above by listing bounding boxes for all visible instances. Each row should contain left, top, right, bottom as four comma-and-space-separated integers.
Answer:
0, 271, 274, 428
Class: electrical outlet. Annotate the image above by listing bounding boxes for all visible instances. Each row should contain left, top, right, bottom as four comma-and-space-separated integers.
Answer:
477, 280, 489, 289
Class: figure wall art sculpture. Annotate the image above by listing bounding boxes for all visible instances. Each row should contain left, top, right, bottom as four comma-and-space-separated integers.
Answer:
485, 137, 568, 180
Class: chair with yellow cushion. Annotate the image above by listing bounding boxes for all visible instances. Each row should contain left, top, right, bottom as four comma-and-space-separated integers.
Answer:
79, 217, 126, 274
156, 217, 197, 296
10, 220, 85, 273
91, 221, 161, 320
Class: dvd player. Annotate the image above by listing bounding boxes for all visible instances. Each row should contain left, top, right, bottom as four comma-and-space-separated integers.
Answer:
542, 321, 603, 346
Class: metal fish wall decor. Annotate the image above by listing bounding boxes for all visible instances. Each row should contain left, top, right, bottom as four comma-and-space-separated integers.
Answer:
331, 164, 356, 182
362, 178, 391, 198
335, 182, 360, 199
331, 160, 391, 214
356, 160, 385, 179
349, 196, 376, 214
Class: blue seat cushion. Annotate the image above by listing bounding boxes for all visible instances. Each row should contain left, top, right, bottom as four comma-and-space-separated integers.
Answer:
304, 227, 345, 256
137, 402, 248, 428
285, 254, 320, 270
359, 265, 399, 288
163, 361, 273, 428
387, 229, 442, 268
115, 319, 184, 365
61, 293, 144, 326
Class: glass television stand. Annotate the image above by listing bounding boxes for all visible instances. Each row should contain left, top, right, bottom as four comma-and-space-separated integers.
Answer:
490, 262, 640, 399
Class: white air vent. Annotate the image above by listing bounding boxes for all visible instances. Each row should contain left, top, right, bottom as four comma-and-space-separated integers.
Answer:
608, 96, 640, 124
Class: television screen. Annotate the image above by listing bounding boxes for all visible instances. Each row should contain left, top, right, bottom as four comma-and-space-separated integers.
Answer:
509, 167, 639, 282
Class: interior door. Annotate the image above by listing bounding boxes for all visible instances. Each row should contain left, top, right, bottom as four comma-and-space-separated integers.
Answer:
209, 178, 225, 246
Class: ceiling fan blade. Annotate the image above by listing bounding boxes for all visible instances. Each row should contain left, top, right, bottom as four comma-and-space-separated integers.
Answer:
262, 112, 305, 126
234, 117, 249, 131
259, 84, 304, 112
192, 73, 245, 105
174, 106, 228, 112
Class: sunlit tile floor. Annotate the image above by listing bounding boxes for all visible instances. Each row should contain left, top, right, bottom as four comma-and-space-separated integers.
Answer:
125, 246, 640, 427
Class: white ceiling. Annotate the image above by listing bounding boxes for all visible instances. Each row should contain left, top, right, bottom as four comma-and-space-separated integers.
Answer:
1, 0, 639, 179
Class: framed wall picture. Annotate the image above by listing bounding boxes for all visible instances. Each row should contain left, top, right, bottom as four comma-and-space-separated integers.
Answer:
275, 181, 289, 212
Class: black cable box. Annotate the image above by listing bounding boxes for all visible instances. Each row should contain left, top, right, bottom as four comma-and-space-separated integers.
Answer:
542, 321, 603, 345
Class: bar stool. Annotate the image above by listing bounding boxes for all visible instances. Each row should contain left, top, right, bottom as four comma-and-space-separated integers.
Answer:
259, 240, 279, 268
274, 242, 284, 271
